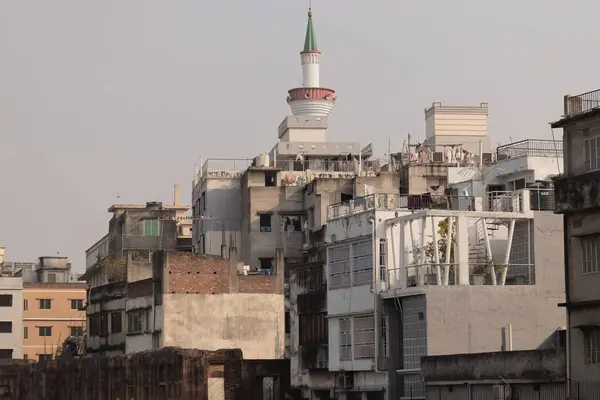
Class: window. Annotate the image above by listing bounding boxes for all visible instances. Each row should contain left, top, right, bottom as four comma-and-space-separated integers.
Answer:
329, 245, 351, 289
24, 327, 28, 339
285, 312, 290, 334
70, 326, 84, 337
142, 219, 160, 236
514, 178, 526, 190
127, 311, 145, 334
38, 354, 53, 361
259, 214, 272, 232
23, 299, 28, 311
0, 322, 12, 333
89, 315, 100, 336
353, 240, 373, 286
381, 316, 388, 357
379, 239, 387, 282
70, 299, 84, 310
353, 315, 375, 360
0, 295, 12, 307
259, 258, 274, 272
47, 273, 57, 283
111, 312, 122, 333
584, 135, 600, 173
339, 318, 352, 361
265, 171, 277, 187
38, 299, 52, 310
0, 350, 12, 359
38, 326, 52, 337
282, 215, 303, 232
584, 329, 600, 365
581, 235, 600, 274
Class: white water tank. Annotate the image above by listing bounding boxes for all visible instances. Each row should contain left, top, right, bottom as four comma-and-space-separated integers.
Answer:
255, 153, 270, 167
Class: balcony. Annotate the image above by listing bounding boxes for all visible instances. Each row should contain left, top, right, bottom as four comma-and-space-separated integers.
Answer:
554, 170, 600, 213
564, 89, 600, 117
495, 139, 563, 160
390, 263, 534, 288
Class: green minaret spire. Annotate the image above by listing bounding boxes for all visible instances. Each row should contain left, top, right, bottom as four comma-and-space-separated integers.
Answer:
302, 8, 318, 53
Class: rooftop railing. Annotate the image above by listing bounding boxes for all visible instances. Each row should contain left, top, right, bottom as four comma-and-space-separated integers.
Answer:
564, 89, 600, 117
200, 158, 253, 181
274, 158, 389, 174
495, 139, 563, 159
327, 193, 475, 219
385, 263, 534, 289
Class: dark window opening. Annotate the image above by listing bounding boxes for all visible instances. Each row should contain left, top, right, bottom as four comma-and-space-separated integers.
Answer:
38, 354, 53, 361
282, 215, 303, 232
71, 299, 84, 310
0, 349, 12, 359
38, 326, 52, 337
111, 312, 122, 334
0, 295, 12, 307
259, 258, 274, 273
259, 214, 272, 232
341, 193, 353, 203
0, 322, 12, 333
285, 312, 290, 334
70, 326, 84, 337
265, 171, 277, 187
39, 299, 52, 310
514, 178, 526, 190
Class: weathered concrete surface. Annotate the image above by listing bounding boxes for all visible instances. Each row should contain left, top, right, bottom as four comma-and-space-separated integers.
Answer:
0, 347, 291, 400
421, 348, 566, 382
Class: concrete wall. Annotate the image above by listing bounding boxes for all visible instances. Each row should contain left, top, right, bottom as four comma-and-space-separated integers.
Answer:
426, 213, 565, 355
162, 293, 283, 359
0, 278, 23, 359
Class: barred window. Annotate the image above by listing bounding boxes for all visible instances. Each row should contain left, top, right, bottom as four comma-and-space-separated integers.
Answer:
353, 315, 375, 359
339, 318, 352, 361
379, 239, 387, 282
584, 329, 600, 365
353, 240, 372, 286
329, 246, 351, 289
581, 235, 600, 274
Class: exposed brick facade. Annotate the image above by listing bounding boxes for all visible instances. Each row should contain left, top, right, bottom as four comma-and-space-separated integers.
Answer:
158, 251, 283, 295
0, 348, 291, 400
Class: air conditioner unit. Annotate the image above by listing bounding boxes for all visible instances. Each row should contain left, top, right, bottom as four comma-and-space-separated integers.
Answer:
336, 372, 354, 390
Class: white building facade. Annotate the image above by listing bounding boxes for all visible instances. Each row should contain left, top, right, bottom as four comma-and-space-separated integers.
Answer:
325, 190, 566, 400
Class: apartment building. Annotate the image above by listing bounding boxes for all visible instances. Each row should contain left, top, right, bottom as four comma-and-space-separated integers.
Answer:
0, 277, 23, 359
324, 189, 565, 400
23, 281, 86, 360
552, 89, 600, 388
81, 196, 188, 356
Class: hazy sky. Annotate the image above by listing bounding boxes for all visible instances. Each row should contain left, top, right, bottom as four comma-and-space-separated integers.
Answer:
0, 0, 597, 270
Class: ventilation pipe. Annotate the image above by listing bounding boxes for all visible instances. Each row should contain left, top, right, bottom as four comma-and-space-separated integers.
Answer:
173, 184, 181, 206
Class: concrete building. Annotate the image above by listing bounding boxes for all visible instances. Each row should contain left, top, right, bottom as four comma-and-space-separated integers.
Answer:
424, 102, 491, 156
447, 138, 562, 210
81, 193, 188, 356
0, 277, 23, 359
324, 189, 565, 400
23, 279, 86, 361
124, 250, 284, 359
421, 348, 567, 400
552, 89, 600, 391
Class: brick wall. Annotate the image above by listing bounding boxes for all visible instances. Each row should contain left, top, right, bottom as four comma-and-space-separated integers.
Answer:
160, 251, 282, 295
0, 347, 291, 400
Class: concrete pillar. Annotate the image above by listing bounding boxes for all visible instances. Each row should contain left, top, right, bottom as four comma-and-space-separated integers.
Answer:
455, 215, 470, 285
385, 300, 403, 400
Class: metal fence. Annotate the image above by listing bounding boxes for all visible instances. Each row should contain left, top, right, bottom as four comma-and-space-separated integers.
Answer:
565, 89, 600, 116
496, 139, 563, 159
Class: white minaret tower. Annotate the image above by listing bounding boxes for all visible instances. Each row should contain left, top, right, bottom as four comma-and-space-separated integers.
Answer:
286, 8, 336, 117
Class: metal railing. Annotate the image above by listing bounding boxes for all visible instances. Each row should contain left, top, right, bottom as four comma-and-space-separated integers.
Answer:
274, 158, 388, 174
327, 194, 475, 219
200, 158, 253, 180
484, 191, 521, 212
564, 89, 600, 116
385, 263, 534, 288
496, 139, 563, 159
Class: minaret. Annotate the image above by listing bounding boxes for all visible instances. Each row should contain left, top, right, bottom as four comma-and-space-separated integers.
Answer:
286, 8, 336, 117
